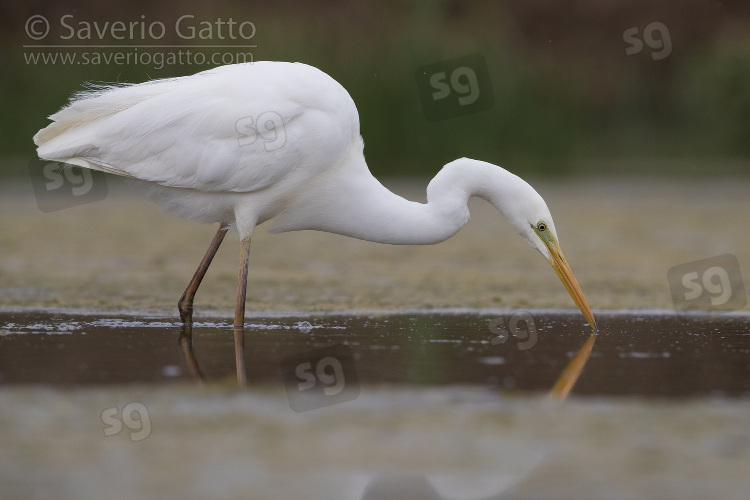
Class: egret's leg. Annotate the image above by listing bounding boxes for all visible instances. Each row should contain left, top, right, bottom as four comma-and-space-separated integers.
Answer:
233, 238, 251, 385
178, 225, 229, 324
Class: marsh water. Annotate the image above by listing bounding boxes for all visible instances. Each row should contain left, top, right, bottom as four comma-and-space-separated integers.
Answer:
2, 309, 749, 396
2, 309, 750, 500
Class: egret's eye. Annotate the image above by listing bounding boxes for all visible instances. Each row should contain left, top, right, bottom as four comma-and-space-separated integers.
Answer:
537, 222, 547, 232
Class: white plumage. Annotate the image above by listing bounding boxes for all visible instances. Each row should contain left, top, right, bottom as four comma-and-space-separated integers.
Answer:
35, 61, 596, 364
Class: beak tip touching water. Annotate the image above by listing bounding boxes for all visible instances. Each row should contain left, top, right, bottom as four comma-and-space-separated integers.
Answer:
540, 238, 597, 400
547, 244, 597, 334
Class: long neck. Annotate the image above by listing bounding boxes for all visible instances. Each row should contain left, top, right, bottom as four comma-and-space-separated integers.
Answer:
270, 155, 517, 245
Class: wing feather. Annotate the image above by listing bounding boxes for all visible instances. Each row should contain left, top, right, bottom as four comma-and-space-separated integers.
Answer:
34, 62, 350, 193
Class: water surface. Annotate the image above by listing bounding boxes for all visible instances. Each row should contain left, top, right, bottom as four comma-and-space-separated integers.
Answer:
2, 309, 750, 500
2, 309, 748, 397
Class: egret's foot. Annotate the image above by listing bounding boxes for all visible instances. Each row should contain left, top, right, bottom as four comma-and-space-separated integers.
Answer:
178, 296, 194, 325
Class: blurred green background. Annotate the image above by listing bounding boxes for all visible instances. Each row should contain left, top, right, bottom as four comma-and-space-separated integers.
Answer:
1, 0, 749, 178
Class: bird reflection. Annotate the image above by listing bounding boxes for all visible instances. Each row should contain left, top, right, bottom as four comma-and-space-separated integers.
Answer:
360, 469, 547, 500
178, 321, 205, 383
178, 322, 247, 385
548, 331, 597, 400
176, 315, 597, 395
362, 474, 443, 500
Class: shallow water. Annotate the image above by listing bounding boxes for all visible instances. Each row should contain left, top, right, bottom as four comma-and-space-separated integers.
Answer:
1, 310, 749, 397
2, 309, 750, 500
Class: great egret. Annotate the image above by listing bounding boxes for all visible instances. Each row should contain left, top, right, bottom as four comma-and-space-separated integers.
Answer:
34, 61, 596, 360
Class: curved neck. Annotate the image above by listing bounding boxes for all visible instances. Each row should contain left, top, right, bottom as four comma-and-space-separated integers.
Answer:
271, 156, 517, 245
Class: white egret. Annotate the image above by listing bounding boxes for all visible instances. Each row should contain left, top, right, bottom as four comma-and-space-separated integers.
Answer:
34, 61, 596, 359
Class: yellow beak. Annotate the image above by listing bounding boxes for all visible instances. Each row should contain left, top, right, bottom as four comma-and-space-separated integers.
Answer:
545, 241, 597, 332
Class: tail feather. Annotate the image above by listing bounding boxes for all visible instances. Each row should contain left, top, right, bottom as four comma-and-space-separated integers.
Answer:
34, 78, 182, 175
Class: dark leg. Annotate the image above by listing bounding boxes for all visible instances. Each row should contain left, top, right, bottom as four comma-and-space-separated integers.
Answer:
178, 321, 205, 383
233, 238, 251, 385
178, 225, 229, 324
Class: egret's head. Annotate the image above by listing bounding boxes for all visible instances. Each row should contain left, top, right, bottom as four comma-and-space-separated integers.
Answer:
498, 180, 597, 332
439, 158, 597, 332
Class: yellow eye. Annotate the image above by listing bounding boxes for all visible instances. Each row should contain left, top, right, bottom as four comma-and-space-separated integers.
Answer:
537, 222, 547, 232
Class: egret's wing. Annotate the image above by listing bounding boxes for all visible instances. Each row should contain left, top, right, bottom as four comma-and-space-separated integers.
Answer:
34, 63, 351, 193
